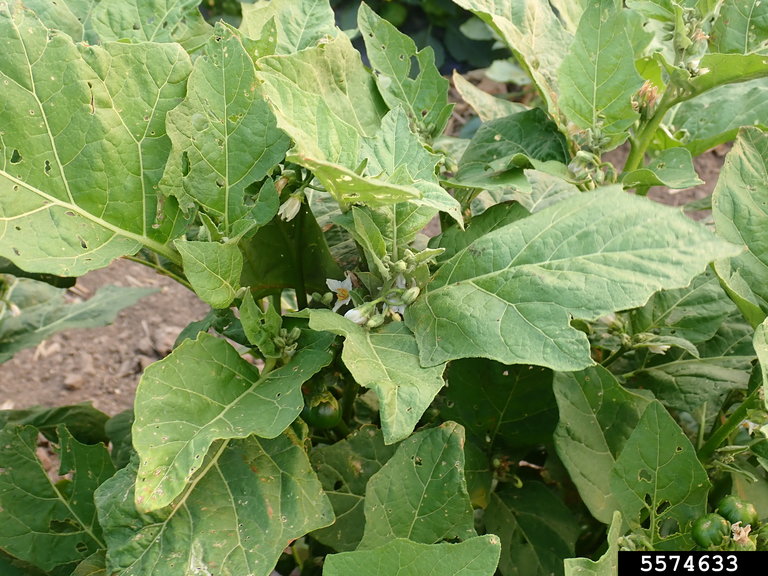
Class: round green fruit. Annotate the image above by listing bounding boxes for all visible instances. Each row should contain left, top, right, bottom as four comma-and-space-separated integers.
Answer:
691, 513, 731, 549
717, 496, 758, 527
302, 392, 341, 429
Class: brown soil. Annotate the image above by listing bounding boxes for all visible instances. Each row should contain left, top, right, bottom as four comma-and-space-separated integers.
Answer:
0, 259, 208, 416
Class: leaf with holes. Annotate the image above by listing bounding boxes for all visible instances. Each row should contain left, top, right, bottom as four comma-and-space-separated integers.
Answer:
610, 402, 710, 550
132, 330, 334, 511
0, 425, 115, 572
0, 5, 191, 276
358, 422, 476, 548
96, 432, 334, 576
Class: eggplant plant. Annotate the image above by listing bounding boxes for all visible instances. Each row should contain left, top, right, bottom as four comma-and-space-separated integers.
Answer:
1, 0, 767, 574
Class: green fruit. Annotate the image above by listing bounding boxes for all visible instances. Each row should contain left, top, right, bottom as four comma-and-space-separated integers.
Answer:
691, 513, 731, 549
302, 391, 342, 429
717, 495, 758, 527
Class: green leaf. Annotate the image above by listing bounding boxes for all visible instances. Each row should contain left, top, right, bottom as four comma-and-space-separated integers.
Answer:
443, 359, 557, 452
407, 187, 740, 370
97, 433, 334, 576
240, 203, 343, 299
630, 271, 737, 344
564, 511, 622, 576
13, 0, 94, 42
622, 147, 703, 191
0, 426, 114, 571
454, 109, 569, 191
0, 280, 154, 363
431, 202, 530, 264
452, 71, 527, 122
0, 6, 192, 275
358, 3, 453, 139
553, 366, 652, 524
303, 310, 446, 444
240, 0, 338, 54
324, 536, 501, 576
88, 0, 212, 48
133, 330, 334, 511
174, 240, 242, 308
523, 169, 582, 212
105, 410, 134, 470
710, 0, 768, 55
452, 0, 571, 112
549, 0, 588, 33
359, 422, 477, 548
754, 318, 768, 410
72, 551, 107, 576
485, 482, 579, 576
558, 0, 643, 150
610, 402, 710, 550
628, 355, 753, 413
310, 425, 398, 552
713, 127, 768, 319
660, 79, 768, 157
689, 53, 768, 95
161, 23, 290, 237
0, 403, 109, 445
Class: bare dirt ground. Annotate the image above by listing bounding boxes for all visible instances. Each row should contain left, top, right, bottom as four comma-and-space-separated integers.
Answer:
0, 73, 728, 418
0, 259, 209, 415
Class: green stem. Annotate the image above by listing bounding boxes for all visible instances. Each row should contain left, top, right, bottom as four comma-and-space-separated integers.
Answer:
601, 346, 628, 369
624, 93, 678, 174
697, 386, 762, 461
124, 254, 193, 291
294, 207, 308, 310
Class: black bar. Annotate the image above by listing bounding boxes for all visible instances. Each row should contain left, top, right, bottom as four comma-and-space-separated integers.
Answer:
618, 551, 766, 575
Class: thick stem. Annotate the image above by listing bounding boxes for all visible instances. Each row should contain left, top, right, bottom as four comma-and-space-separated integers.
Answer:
624, 94, 677, 174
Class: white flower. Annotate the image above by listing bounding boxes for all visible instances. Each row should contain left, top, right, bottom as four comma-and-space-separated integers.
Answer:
344, 307, 367, 325
326, 272, 353, 312
277, 194, 302, 221
647, 343, 671, 355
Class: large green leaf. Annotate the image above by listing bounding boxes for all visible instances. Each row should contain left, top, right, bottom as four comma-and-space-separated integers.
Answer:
96, 433, 334, 576
161, 22, 289, 237
452, 71, 527, 122
407, 187, 740, 370
303, 309, 446, 444
710, 0, 768, 55
622, 147, 702, 192
358, 3, 453, 140
558, 0, 643, 150
359, 423, 477, 548
72, 551, 107, 576
133, 330, 334, 511
14, 0, 96, 42
310, 425, 398, 552
0, 6, 191, 275
443, 359, 557, 452
0, 280, 154, 363
610, 402, 710, 550
240, 0, 338, 54
688, 53, 768, 95
484, 482, 579, 576
452, 0, 571, 112
324, 536, 501, 576
713, 127, 768, 318
0, 426, 114, 572
553, 366, 652, 524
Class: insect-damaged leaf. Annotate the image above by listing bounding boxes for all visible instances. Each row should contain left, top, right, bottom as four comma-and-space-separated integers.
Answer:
0, 6, 192, 276
133, 331, 334, 511
96, 432, 334, 576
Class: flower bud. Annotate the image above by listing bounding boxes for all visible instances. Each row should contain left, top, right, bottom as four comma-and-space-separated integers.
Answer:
401, 286, 420, 305
344, 308, 368, 325
366, 313, 386, 328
